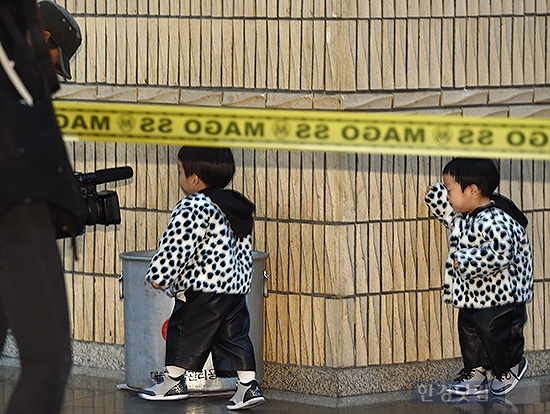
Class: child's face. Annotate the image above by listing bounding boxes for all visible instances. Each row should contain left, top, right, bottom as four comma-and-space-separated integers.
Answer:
443, 174, 480, 214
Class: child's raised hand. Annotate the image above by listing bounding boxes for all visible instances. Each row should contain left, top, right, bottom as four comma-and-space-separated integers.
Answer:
425, 185, 433, 196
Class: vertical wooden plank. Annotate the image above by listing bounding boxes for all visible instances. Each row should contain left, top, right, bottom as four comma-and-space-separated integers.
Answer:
211, 19, 223, 87
255, 20, 268, 89
392, 222, 405, 292
429, 289, 443, 360
267, 20, 279, 90
244, 19, 256, 88
417, 291, 430, 361
301, 224, 314, 294
72, 274, 85, 340
278, 20, 290, 89
325, 153, 356, 222
85, 17, 97, 83
368, 222, 382, 294
356, 20, 369, 90
380, 294, 393, 364
356, 224, 369, 295
454, 18, 467, 87
94, 276, 106, 342
466, 17, 478, 86
429, 18, 442, 87
478, 17, 490, 86
441, 18, 454, 87
264, 293, 277, 362
190, 18, 202, 87
393, 293, 405, 364
156, 17, 169, 86
534, 16, 546, 85
136, 17, 148, 84
288, 223, 301, 293
312, 20, 325, 91
501, 16, 513, 86
233, 19, 245, 88
368, 294, 381, 364
382, 19, 395, 90
288, 294, 300, 364
177, 18, 190, 87
355, 296, 368, 366
395, 19, 408, 89
312, 296, 325, 366
325, 226, 355, 296
105, 17, 116, 84
512, 16, 525, 85
418, 19, 431, 88
289, 21, 302, 90
523, 16, 536, 85
104, 277, 117, 344
299, 295, 314, 366
312, 225, 325, 295
325, 298, 354, 367
489, 17, 501, 86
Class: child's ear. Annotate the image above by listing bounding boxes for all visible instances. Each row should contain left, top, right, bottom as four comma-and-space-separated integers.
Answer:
468, 184, 482, 196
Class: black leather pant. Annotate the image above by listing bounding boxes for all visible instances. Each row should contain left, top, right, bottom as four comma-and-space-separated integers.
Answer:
0, 204, 72, 414
458, 303, 527, 378
165, 290, 256, 377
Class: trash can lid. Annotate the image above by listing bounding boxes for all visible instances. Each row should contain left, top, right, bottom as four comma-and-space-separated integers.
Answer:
120, 250, 268, 262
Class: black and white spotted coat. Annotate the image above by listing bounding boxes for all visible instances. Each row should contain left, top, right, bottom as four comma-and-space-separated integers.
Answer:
425, 182, 533, 309
145, 192, 253, 297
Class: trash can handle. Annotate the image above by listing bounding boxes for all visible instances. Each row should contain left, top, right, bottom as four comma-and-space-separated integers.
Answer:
263, 270, 269, 298
118, 271, 124, 300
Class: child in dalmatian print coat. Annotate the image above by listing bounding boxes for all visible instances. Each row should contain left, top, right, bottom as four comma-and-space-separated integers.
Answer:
425, 158, 532, 397
139, 147, 264, 410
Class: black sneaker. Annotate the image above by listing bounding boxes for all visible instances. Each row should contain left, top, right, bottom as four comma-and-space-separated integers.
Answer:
490, 357, 528, 395
138, 370, 189, 401
446, 367, 489, 396
226, 379, 265, 410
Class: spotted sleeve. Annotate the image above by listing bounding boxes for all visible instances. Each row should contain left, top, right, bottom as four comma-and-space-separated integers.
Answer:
145, 197, 208, 294
424, 182, 455, 228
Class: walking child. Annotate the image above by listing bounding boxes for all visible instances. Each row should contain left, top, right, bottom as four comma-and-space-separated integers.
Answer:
140, 146, 265, 410
425, 158, 532, 396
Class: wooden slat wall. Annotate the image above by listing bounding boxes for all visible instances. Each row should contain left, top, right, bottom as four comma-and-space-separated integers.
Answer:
54, 0, 550, 371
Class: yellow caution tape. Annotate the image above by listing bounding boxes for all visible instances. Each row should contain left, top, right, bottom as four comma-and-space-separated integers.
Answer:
53, 100, 550, 159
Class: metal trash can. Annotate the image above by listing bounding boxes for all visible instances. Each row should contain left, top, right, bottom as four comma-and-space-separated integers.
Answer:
119, 250, 268, 390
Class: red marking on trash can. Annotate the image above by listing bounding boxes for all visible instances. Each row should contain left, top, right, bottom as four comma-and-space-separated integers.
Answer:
162, 318, 169, 340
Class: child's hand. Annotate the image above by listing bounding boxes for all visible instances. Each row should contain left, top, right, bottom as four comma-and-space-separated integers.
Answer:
425, 185, 433, 196
151, 282, 167, 291
454, 258, 459, 269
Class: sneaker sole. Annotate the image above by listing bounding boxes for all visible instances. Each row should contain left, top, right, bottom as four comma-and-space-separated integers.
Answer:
227, 396, 265, 410
138, 392, 189, 401
490, 358, 528, 396
446, 387, 489, 396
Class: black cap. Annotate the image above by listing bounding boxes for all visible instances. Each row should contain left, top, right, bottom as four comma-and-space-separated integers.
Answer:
38, 1, 82, 79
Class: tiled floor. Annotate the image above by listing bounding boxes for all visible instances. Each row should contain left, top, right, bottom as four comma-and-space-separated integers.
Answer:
1, 368, 550, 414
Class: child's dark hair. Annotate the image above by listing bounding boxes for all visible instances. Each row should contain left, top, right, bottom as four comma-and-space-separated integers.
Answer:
442, 158, 499, 197
177, 146, 235, 189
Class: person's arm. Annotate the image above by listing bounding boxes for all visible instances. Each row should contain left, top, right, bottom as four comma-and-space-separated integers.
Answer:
145, 197, 208, 295
425, 182, 455, 228
452, 211, 518, 280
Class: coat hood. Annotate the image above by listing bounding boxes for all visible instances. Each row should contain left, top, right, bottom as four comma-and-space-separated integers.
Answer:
201, 188, 255, 238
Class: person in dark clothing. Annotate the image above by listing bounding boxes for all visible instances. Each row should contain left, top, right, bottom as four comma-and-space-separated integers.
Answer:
425, 158, 532, 397
140, 147, 265, 410
0, 1, 84, 413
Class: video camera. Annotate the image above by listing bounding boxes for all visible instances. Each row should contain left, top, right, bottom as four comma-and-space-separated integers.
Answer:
74, 166, 133, 226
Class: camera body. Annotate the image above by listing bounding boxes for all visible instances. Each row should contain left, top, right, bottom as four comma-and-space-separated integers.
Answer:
74, 166, 133, 227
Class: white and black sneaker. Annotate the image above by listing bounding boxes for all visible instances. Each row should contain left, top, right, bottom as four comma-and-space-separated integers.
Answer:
226, 379, 265, 410
490, 357, 528, 395
446, 367, 489, 396
138, 370, 189, 401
